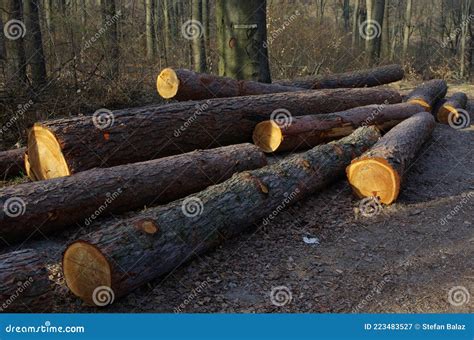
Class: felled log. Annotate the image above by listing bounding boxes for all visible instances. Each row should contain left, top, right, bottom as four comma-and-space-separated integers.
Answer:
346, 112, 435, 204
0, 147, 25, 179
404, 79, 447, 111
274, 64, 404, 89
253, 102, 424, 153
28, 87, 401, 180
252, 80, 445, 153
157, 68, 301, 101
0, 249, 53, 312
0, 144, 266, 244
435, 92, 468, 124
62, 126, 381, 305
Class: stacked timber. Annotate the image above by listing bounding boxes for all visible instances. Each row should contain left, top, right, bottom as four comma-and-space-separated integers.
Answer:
346, 112, 436, 204
435, 92, 468, 124
0, 148, 25, 179
252, 79, 447, 153
27, 87, 400, 180
0, 144, 266, 244
62, 126, 381, 305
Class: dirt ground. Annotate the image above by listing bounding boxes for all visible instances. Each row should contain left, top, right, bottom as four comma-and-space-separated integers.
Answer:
1, 83, 473, 313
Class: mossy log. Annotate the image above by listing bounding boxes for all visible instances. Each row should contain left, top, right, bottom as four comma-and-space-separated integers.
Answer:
62, 126, 381, 305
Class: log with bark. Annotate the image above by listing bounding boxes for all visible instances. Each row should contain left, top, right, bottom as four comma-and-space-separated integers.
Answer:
252, 79, 446, 153
0, 249, 53, 312
346, 112, 435, 204
435, 92, 468, 124
157, 68, 301, 101
0, 147, 25, 179
0, 144, 266, 244
28, 87, 401, 180
274, 64, 404, 89
404, 79, 447, 111
62, 126, 381, 305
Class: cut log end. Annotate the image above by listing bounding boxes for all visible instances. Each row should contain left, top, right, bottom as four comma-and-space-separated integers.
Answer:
63, 241, 111, 305
346, 157, 401, 204
252, 121, 283, 153
437, 104, 458, 124
407, 99, 431, 112
157, 68, 180, 99
27, 125, 70, 180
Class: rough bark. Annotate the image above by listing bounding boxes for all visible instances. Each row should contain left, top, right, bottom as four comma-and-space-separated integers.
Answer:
62, 126, 381, 305
191, 0, 207, 73
27, 87, 401, 180
0, 144, 266, 244
274, 64, 404, 89
0, 249, 53, 312
404, 79, 448, 111
346, 112, 435, 204
253, 102, 425, 153
145, 0, 154, 60
402, 0, 412, 60
435, 92, 468, 124
0, 148, 25, 179
352, 0, 361, 49
367, 0, 385, 64
216, 0, 271, 82
157, 68, 301, 100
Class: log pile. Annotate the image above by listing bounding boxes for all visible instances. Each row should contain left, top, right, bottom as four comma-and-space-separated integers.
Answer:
435, 92, 468, 124
0, 64, 467, 309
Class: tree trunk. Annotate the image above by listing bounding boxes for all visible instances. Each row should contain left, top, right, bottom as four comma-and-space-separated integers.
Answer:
460, 0, 472, 79
365, 0, 374, 52
62, 126, 381, 305
367, 0, 385, 64
253, 102, 425, 153
352, 0, 361, 49
435, 92, 468, 124
7, 0, 28, 86
343, 0, 350, 31
274, 64, 404, 89
347, 112, 435, 204
145, 0, 154, 60
381, 0, 390, 59
402, 0, 412, 61
0, 148, 25, 179
23, 0, 47, 87
0, 249, 53, 312
101, 0, 119, 78
162, 0, 171, 62
202, 0, 210, 62
216, 0, 271, 82
157, 68, 301, 100
0, 144, 266, 244
191, 0, 207, 72
404, 79, 448, 111
27, 87, 401, 180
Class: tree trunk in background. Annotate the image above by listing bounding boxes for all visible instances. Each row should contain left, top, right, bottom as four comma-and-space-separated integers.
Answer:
153, 0, 164, 60
460, 0, 472, 79
6, 0, 28, 86
367, 0, 385, 64
402, 0, 412, 61
192, 0, 207, 72
343, 0, 350, 31
101, 0, 119, 79
0, 15, 6, 62
23, 0, 47, 87
352, 0, 361, 49
203, 0, 211, 62
145, 0, 154, 60
382, 0, 390, 59
365, 0, 374, 52
216, 0, 271, 82
162, 0, 171, 61
43, 0, 52, 31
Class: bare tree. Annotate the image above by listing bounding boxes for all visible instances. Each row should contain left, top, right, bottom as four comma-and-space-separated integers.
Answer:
101, 0, 119, 79
402, 0, 412, 61
145, 0, 154, 60
192, 0, 206, 72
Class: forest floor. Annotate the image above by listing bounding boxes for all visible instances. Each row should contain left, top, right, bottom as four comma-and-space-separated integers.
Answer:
1, 82, 473, 313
